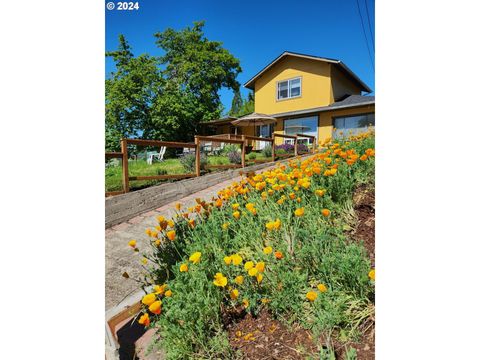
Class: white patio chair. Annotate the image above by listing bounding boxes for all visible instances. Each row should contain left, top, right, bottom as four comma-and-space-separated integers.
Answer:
147, 146, 166, 165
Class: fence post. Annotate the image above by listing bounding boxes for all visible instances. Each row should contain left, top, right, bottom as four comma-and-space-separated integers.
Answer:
272, 135, 276, 162
121, 139, 129, 193
241, 135, 246, 168
294, 136, 298, 156
195, 136, 201, 177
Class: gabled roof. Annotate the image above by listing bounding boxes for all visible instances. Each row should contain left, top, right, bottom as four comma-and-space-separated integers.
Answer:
244, 51, 372, 93
271, 95, 375, 118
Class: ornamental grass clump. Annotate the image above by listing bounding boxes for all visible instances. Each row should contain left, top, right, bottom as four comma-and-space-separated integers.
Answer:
126, 130, 376, 359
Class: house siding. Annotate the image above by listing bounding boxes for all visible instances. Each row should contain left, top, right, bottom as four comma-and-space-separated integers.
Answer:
254, 57, 332, 114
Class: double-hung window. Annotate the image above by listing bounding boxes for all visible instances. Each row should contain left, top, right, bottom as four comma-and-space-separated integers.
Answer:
277, 77, 301, 100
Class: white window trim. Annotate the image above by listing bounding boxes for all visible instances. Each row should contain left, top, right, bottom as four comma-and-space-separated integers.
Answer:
276, 77, 302, 101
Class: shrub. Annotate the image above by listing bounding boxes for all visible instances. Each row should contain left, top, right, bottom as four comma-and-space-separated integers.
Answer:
275, 143, 309, 153
179, 153, 206, 173
227, 150, 241, 164
262, 144, 272, 158
221, 144, 240, 156
248, 152, 257, 160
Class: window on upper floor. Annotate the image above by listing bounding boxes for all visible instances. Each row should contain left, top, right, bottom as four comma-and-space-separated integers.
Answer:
277, 77, 302, 100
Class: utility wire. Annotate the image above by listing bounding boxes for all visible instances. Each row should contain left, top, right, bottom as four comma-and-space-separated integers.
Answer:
355, 0, 375, 71
364, 0, 375, 52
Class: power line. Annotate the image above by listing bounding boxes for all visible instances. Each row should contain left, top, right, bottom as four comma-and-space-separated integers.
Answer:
364, 0, 375, 52
355, 0, 375, 71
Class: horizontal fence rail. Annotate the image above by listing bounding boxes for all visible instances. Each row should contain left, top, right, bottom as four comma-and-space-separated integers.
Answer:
105, 133, 316, 197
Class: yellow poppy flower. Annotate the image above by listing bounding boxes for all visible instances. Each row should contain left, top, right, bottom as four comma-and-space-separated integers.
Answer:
306, 291, 318, 302
263, 246, 273, 255
273, 219, 281, 229
233, 211, 241, 219
154, 284, 166, 295
148, 300, 162, 314
179, 263, 188, 272
224, 256, 232, 265
317, 284, 327, 293
128, 240, 136, 248
164, 290, 172, 297
294, 207, 305, 217
256, 274, 263, 283
244, 261, 254, 270
138, 313, 150, 326
315, 189, 326, 196
369, 269, 375, 281
231, 254, 243, 266
321, 209, 331, 217
235, 275, 244, 285
255, 262, 265, 272
141, 293, 156, 306
213, 272, 228, 287
248, 268, 258, 276
189, 251, 201, 264
230, 289, 239, 300
166, 230, 176, 241
222, 222, 230, 230
242, 299, 249, 308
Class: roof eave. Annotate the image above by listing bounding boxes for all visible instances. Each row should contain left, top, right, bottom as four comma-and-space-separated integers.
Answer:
270, 101, 375, 118
243, 51, 372, 93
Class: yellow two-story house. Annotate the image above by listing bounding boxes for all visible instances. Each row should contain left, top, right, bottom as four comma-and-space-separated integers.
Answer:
204, 51, 374, 147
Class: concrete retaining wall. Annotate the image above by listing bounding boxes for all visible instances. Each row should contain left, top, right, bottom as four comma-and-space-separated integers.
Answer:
106, 158, 309, 228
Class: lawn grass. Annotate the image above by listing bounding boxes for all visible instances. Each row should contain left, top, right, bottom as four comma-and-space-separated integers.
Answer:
105, 153, 266, 192
105, 158, 187, 192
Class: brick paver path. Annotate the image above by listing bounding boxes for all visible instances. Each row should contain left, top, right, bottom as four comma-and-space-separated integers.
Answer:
105, 175, 246, 309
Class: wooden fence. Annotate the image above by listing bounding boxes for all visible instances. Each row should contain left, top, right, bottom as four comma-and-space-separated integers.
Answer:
105, 133, 316, 197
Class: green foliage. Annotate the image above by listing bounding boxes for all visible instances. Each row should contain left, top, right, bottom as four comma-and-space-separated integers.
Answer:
134, 133, 375, 358
228, 91, 254, 118
247, 152, 257, 160
261, 144, 272, 158
106, 21, 242, 149
220, 144, 240, 156
105, 35, 160, 151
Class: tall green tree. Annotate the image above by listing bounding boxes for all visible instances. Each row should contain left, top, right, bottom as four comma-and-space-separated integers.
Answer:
228, 91, 254, 117
153, 20, 241, 121
105, 35, 160, 151
105, 22, 242, 149
229, 89, 243, 117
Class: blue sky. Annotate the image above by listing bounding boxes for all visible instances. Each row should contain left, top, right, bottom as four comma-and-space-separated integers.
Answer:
106, 0, 375, 113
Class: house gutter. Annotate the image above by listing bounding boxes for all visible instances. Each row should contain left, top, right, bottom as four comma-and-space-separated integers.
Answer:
270, 101, 375, 118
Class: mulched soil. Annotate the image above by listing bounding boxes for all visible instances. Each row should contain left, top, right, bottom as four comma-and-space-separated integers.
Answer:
226, 309, 319, 359
352, 184, 375, 266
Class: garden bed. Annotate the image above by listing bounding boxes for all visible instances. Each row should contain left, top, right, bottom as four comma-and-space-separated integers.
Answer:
122, 131, 376, 359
